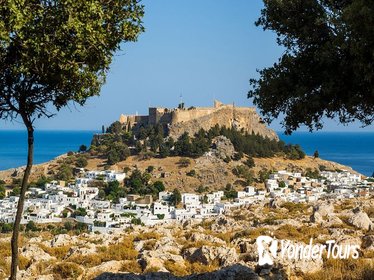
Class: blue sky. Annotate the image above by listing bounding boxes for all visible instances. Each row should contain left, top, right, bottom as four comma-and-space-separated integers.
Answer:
1, 0, 373, 132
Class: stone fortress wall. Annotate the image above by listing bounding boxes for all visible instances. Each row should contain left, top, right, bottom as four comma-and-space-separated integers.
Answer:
119, 100, 278, 141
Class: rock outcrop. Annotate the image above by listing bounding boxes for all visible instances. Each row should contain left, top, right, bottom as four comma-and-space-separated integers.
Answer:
348, 211, 373, 231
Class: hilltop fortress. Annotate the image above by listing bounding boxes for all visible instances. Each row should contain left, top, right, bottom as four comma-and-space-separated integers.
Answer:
119, 100, 279, 140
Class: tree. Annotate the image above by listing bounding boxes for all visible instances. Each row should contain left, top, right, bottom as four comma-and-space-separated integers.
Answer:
75, 156, 88, 168
79, 145, 87, 153
0, 2, 144, 278
106, 121, 123, 134
25, 221, 38, 232
244, 157, 255, 168
56, 164, 73, 181
313, 150, 319, 159
0, 185, 5, 199
248, 0, 374, 134
170, 188, 182, 206
153, 181, 165, 193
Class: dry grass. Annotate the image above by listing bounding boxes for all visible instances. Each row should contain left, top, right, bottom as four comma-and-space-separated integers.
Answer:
133, 231, 160, 242
53, 262, 84, 280
164, 260, 219, 277
67, 236, 138, 269
121, 260, 142, 274
303, 258, 374, 280
39, 244, 70, 260
274, 224, 329, 243
143, 240, 157, 251
143, 266, 160, 273
231, 227, 269, 240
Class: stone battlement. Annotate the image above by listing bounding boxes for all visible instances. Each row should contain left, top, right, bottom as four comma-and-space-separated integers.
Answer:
119, 100, 277, 140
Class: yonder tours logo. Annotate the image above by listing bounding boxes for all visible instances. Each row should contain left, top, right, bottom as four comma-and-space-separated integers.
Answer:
256, 235, 360, 266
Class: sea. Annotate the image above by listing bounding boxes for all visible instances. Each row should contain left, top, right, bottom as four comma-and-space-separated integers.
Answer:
0, 130, 373, 176
0, 130, 97, 171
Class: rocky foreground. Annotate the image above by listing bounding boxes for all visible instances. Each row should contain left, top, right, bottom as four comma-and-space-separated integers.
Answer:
0, 197, 373, 280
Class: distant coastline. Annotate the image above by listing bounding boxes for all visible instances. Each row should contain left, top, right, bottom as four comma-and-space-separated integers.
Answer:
0, 130, 97, 171
0, 130, 373, 176
280, 131, 374, 176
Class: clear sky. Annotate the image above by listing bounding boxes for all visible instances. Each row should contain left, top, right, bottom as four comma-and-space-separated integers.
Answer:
1, 0, 373, 132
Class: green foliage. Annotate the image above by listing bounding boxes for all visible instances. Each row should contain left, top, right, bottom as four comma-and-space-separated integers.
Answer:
248, 0, 374, 133
146, 166, 154, 173
0, 0, 144, 122
153, 181, 165, 193
71, 207, 87, 218
313, 150, 319, 158
75, 156, 88, 168
244, 157, 255, 168
258, 169, 272, 183
304, 168, 321, 179
285, 144, 305, 160
79, 145, 87, 153
10, 187, 20, 196
195, 185, 209, 194
0, 185, 5, 199
106, 121, 124, 134
64, 221, 73, 231
170, 188, 182, 206
107, 142, 130, 165
232, 165, 255, 184
94, 122, 304, 161
124, 169, 164, 197
177, 157, 191, 168
278, 181, 286, 188
131, 218, 142, 225
0, 223, 13, 233
56, 164, 73, 181
25, 221, 38, 232
186, 169, 196, 177
157, 214, 165, 220
224, 184, 237, 200
103, 181, 125, 203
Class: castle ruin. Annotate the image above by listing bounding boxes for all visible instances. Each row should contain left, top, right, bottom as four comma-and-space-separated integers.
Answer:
119, 100, 279, 140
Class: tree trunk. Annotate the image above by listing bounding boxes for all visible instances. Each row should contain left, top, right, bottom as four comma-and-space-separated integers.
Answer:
9, 124, 34, 280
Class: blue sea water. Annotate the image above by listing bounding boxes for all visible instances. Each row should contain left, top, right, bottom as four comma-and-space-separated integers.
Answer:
280, 132, 374, 177
0, 130, 96, 171
0, 130, 373, 176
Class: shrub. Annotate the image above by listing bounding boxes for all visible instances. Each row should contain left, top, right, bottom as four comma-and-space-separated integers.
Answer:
53, 262, 83, 279
121, 260, 142, 273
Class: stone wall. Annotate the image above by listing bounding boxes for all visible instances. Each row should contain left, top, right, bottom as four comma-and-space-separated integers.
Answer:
118, 101, 278, 141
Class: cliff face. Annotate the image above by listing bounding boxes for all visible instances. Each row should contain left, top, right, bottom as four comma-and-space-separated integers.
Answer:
168, 105, 279, 141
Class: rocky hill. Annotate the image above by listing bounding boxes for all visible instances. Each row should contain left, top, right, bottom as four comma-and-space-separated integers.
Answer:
119, 100, 278, 141
0, 138, 360, 193
1, 197, 372, 280
168, 103, 279, 141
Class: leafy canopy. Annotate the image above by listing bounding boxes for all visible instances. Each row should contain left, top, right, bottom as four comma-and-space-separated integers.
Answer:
0, 0, 144, 122
248, 0, 374, 133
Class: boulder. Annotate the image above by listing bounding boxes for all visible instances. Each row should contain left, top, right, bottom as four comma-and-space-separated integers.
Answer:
348, 211, 372, 231
51, 234, 73, 247
362, 235, 374, 250
86, 260, 125, 278
326, 214, 343, 226
313, 202, 334, 217
21, 244, 55, 262
183, 246, 238, 266
189, 233, 226, 245
310, 211, 323, 224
